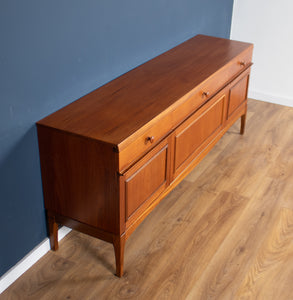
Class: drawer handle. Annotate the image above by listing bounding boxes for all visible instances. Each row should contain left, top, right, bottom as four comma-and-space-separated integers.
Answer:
240, 61, 246, 67
202, 91, 210, 98
146, 136, 155, 144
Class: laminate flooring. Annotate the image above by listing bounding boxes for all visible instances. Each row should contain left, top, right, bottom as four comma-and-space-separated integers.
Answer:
2, 99, 293, 300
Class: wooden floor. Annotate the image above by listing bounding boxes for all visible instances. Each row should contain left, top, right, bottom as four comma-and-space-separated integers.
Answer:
2, 99, 293, 300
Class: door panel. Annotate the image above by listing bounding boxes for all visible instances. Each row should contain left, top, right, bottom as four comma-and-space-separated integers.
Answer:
228, 75, 249, 117
173, 92, 226, 177
123, 138, 169, 221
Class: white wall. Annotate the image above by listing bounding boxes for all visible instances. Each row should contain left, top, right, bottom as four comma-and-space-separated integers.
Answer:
231, 0, 293, 107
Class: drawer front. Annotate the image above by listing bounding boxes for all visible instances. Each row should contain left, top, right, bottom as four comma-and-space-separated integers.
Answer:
122, 137, 171, 224
118, 47, 253, 172
191, 46, 253, 105
118, 118, 173, 173
173, 90, 227, 177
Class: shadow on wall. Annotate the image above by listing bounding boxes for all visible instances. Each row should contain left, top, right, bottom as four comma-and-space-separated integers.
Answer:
0, 125, 47, 276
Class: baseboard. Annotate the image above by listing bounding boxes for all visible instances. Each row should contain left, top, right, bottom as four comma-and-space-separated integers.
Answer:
0, 226, 71, 294
248, 90, 293, 107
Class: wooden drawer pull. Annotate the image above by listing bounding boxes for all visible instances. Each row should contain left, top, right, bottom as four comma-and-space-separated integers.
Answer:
146, 136, 155, 144
240, 61, 246, 67
202, 91, 210, 98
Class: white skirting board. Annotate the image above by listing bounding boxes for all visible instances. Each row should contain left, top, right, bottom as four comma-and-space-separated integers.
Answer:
248, 90, 293, 108
0, 226, 71, 294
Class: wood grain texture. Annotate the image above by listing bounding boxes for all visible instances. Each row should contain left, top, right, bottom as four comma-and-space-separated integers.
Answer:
174, 90, 226, 175
5, 100, 293, 299
228, 75, 249, 117
37, 35, 253, 277
37, 126, 121, 234
236, 208, 293, 300
124, 139, 169, 221
37, 35, 253, 150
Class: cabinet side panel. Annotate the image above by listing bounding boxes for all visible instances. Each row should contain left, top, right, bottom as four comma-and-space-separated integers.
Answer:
37, 126, 121, 234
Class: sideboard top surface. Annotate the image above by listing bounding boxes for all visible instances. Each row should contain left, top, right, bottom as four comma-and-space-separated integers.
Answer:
37, 35, 253, 147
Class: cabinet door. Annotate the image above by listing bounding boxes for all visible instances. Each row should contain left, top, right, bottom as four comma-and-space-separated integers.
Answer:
173, 91, 226, 178
122, 137, 171, 225
227, 74, 249, 118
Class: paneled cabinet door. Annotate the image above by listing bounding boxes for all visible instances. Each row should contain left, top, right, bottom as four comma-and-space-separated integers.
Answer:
228, 73, 250, 118
122, 137, 171, 227
173, 90, 227, 178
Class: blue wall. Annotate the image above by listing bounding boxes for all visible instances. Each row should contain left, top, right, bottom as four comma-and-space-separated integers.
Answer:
0, 0, 234, 276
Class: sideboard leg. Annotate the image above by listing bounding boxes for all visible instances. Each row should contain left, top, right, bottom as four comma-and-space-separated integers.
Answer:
48, 215, 59, 251
113, 234, 126, 277
240, 113, 246, 135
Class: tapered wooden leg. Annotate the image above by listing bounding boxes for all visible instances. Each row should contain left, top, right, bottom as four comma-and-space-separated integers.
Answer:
113, 234, 126, 277
240, 113, 246, 135
48, 215, 59, 251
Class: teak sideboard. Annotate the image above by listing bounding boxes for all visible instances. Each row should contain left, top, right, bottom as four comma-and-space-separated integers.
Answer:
37, 35, 253, 277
